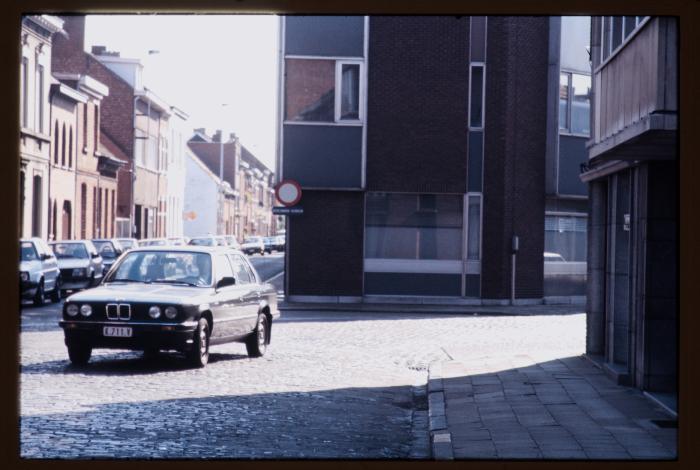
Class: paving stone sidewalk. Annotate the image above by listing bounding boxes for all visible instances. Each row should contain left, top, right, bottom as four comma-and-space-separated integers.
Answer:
428, 355, 677, 460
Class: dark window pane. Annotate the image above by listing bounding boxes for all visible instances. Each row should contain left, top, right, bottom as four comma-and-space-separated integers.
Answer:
285, 59, 335, 122
623, 16, 636, 38
571, 74, 591, 135
544, 215, 588, 262
559, 73, 569, 131
365, 193, 463, 260
601, 17, 610, 60
467, 196, 481, 260
470, 66, 484, 128
611, 16, 623, 51
340, 64, 360, 120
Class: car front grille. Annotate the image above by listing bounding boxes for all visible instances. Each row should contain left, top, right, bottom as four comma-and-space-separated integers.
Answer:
106, 303, 131, 320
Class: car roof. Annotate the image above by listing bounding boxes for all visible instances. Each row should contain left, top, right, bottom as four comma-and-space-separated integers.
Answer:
125, 245, 245, 255
50, 239, 89, 245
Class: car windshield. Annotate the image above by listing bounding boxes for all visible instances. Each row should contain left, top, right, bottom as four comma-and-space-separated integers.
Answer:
52, 243, 89, 259
245, 238, 261, 243
141, 240, 166, 246
93, 241, 117, 258
20, 242, 38, 261
189, 238, 214, 246
106, 251, 213, 287
118, 239, 135, 249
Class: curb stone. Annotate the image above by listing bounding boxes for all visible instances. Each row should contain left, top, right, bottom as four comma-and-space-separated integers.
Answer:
428, 362, 454, 460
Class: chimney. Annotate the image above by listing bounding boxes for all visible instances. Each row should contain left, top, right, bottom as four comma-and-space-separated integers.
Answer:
52, 15, 86, 73
91, 45, 106, 55
212, 130, 222, 143
228, 132, 237, 143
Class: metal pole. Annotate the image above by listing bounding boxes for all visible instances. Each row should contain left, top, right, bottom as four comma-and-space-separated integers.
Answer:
511, 252, 516, 305
219, 130, 224, 234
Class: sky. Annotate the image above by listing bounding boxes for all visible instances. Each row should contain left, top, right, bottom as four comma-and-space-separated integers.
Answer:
85, 14, 279, 170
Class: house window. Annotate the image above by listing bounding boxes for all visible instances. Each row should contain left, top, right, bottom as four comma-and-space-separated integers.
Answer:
53, 121, 60, 164
80, 183, 87, 239
35, 65, 44, 133
601, 16, 650, 63
134, 129, 145, 166
559, 72, 590, 136
68, 127, 73, 168
285, 58, 364, 123
365, 193, 463, 261
469, 64, 485, 129
94, 104, 99, 150
20, 57, 28, 128
61, 123, 66, 166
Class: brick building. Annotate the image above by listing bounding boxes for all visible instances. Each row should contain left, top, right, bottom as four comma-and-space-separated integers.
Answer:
19, 15, 65, 239
188, 130, 275, 240
277, 16, 590, 303
51, 15, 177, 239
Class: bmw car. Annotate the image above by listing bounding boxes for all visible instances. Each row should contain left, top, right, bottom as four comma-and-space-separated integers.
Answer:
59, 246, 279, 367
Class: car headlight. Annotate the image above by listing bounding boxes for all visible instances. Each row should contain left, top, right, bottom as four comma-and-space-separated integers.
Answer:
66, 304, 79, 316
20, 272, 29, 282
80, 304, 92, 317
72, 268, 86, 277
164, 306, 178, 319
148, 306, 161, 319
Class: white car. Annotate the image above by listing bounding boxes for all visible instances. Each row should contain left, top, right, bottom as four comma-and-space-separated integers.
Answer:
241, 236, 265, 256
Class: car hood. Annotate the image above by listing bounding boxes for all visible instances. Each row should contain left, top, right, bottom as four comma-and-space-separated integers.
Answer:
66, 283, 214, 304
56, 258, 91, 270
19, 260, 41, 272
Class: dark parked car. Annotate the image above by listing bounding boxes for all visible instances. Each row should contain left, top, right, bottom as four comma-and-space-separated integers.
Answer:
188, 235, 218, 247
116, 238, 139, 251
274, 235, 286, 252
20, 238, 61, 305
59, 246, 280, 367
263, 237, 276, 254
92, 239, 125, 274
50, 240, 104, 295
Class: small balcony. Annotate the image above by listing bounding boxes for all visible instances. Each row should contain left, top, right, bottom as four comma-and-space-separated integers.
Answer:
588, 17, 677, 162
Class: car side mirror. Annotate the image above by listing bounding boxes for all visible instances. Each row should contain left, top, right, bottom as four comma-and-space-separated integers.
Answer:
41, 253, 52, 260
91, 252, 100, 259
216, 276, 236, 289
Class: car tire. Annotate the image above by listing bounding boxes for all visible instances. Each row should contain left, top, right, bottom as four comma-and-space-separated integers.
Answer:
245, 314, 267, 358
50, 277, 62, 303
186, 318, 210, 368
32, 280, 44, 307
67, 341, 92, 365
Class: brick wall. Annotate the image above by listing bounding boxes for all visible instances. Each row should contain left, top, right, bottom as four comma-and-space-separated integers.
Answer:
481, 17, 549, 299
52, 15, 135, 218
366, 16, 469, 193
287, 190, 364, 296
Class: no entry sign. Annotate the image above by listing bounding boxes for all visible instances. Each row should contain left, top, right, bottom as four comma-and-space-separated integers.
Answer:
275, 179, 302, 207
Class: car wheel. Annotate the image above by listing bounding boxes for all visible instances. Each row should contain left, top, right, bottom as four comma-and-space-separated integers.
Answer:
245, 314, 267, 358
67, 341, 92, 365
50, 277, 62, 303
32, 280, 44, 307
186, 318, 210, 368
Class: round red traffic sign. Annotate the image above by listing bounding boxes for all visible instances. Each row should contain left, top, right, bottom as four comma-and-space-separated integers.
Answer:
274, 179, 302, 207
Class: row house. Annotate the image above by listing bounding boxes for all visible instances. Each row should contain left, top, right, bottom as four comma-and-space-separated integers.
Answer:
19, 15, 65, 239
187, 130, 275, 240
581, 16, 678, 409
48, 73, 123, 241
51, 15, 185, 240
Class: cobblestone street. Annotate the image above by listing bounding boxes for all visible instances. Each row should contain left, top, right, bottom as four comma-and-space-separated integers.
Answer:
20, 300, 586, 459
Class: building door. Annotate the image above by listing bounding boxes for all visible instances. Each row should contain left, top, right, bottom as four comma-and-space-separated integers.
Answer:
62, 201, 72, 240
134, 205, 143, 239
605, 170, 633, 377
19, 170, 25, 237
31, 175, 42, 237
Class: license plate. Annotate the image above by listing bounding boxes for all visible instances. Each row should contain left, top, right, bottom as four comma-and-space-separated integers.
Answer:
103, 326, 133, 337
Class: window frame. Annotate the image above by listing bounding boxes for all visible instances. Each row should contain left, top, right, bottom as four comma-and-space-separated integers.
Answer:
597, 16, 651, 71
284, 56, 365, 126
558, 70, 591, 138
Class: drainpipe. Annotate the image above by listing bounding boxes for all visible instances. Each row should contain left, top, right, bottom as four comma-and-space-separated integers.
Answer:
132, 95, 141, 238
511, 235, 519, 305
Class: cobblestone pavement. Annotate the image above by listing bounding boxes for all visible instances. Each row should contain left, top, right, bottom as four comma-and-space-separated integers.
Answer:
20, 303, 586, 459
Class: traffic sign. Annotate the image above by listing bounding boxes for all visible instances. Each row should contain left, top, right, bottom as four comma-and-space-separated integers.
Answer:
274, 179, 302, 207
272, 206, 304, 215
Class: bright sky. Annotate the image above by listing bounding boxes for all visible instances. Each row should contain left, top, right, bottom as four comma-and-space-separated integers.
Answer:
85, 14, 279, 170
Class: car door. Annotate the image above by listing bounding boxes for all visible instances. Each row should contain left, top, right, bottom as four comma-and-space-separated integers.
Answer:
36, 240, 59, 291
209, 254, 245, 339
229, 254, 261, 333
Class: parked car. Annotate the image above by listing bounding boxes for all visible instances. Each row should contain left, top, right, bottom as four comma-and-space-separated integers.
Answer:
50, 240, 103, 295
263, 237, 276, 254
20, 238, 61, 305
213, 236, 230, 247
274, 235, 286, 252
544, 252, 566, 262
188, 235, 218, 247
92, 239, 125, 274
116, 238, 139, 251
59, 246, 280, 367
139, 238, 169, 247
241, 236, 265, 256
224, 235, 241, 250
167, 237, 189, 246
